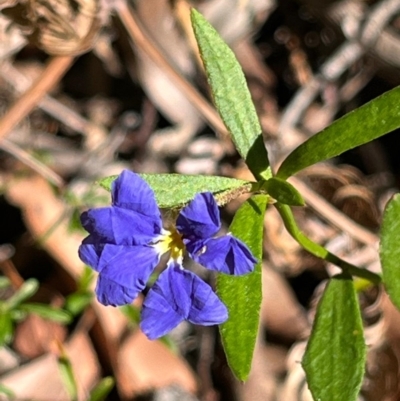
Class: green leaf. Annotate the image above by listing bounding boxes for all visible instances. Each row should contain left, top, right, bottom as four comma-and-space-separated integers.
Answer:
302, 275, 366, 401
0, 383, 15, 399
191, 9, 270, 181
264, 177, 305, 206
0, 310, 13, 345
6, 279, 39, 309
58, 354, 78, 401
64, 292, 93, 316
120, 304, 140, 327
99, 174, 251, 208
9, 309, 27, 321
19, 303, 72, 324
217, 194, 268, 381
380, 193, 400, 309
277, 86, 400, 179
78, 266, 95, 291
87, 377, 115, 401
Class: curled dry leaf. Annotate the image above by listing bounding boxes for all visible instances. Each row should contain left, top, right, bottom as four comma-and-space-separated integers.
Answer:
3, 0, 102, 55
29, 0, 102, 55
332, 185, 380, 229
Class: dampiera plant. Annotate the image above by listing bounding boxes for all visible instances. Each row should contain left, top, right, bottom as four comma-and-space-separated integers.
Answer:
77, 8, 400, 401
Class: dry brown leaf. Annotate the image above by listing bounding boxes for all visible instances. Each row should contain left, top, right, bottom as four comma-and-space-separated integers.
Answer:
116, 330, 198, 398
13, 313, 67, 359
261, 262, 310, 341
0, 314, 100, 401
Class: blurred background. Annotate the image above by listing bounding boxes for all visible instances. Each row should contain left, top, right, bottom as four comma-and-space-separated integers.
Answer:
0, 0, 399, 400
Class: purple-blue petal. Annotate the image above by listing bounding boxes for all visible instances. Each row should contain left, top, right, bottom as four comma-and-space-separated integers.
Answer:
176, 192, 220, 241
78, 237, 104, 271
91, 244, 160, 306
140, 264, 228, 339
190, 235, 257, 275
140, 289, 184, 340
81, 206, 161, 245
111, 170, 160, 221
95, 275, 138, 306
99, 244, 160, 289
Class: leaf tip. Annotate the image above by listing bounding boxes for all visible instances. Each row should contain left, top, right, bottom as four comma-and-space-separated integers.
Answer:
189, 7, 203, 28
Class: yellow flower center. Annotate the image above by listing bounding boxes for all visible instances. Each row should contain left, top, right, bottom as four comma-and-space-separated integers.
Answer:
153, 228, 185, 262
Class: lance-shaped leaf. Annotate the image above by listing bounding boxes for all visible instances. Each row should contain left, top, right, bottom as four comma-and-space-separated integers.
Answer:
58, 353, 78, 401
99, 174, 251, 208
191, 9, 270, 181
6, 279, 39, 309
0, 310, 13, 345
277, 86, 400, 179
88, 377, 115, 401
217, 194, 268, 381
0, 384, 14, 399
302, 275, 366, 401
380, 194, 400, 310
19, 303, 72, 324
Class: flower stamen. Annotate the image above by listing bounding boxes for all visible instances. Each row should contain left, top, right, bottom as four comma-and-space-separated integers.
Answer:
152, 227, 185, 262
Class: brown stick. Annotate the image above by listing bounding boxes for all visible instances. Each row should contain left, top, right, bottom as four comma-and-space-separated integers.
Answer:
0, 56, 74, 141
116, 1, 232, 146
290, 176, 378, 247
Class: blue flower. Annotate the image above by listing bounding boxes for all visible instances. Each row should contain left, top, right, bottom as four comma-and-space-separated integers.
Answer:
79, 170, 257, 339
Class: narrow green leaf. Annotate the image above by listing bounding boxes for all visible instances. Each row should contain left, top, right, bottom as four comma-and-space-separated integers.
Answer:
99, 174, 251, 208
302, 276, 366, 401
9, 309, 27, 321
120, 304, 140, 327
0, 311, 13, 345
19, 303, 72, 324
264, 177, 305, 206
58, 354, 78, 401
87, 377, 115, 401
380, 194, 400, 310
277, 86, 400, 179
64, 292, 93, 316
0, 383, 15, 399
217, 194, 268, 381
78, 266, 94, 291
191, 9, 270, 181
6, 279, 39, 309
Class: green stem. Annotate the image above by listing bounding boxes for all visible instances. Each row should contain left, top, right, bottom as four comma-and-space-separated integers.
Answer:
275, 203, 381, 285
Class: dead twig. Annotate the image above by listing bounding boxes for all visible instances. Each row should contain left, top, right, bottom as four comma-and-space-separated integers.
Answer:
279, 0, 400, 136
0, 61, 107, 139
0, 56, 73, 142
0, 138, 64, 188
290, 176, 378, 248
115, 0, 233, 149
0, 244, 23, 289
